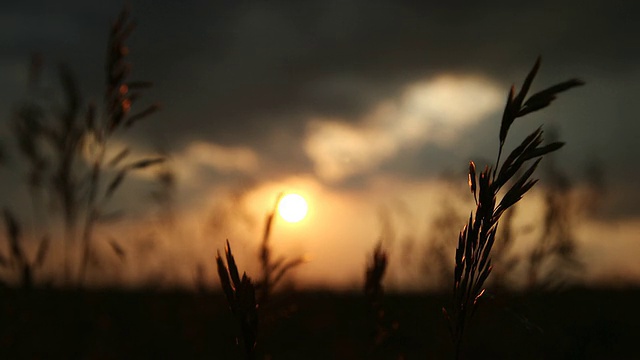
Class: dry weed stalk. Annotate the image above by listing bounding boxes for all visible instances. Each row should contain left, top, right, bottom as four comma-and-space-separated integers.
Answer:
442, 57, 583, 358
258, 193, 305, 304
0, 209, 49, 289
77, 6, 163, 282
526, 130, 583, 289
364, 242, 389, 350
10, 7, 163, 285
422, 197, 466, 290
216, 240, 259, 360
365, 242, 388, 304
12, 58, 85, 281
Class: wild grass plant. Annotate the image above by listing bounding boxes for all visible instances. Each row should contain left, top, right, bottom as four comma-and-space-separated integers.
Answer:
6, 7, 164, 285
525, 129, 583, 290
0, 209, 48, 289
364, 241, 392, 355
442, 57, 583, 358
258, 193, 306, 304
216, 240, 259, 360
215, 193, 309, 357
422, 194, 466, 291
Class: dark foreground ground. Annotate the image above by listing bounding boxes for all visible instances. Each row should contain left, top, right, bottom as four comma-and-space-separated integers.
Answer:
0, 287, 637, 359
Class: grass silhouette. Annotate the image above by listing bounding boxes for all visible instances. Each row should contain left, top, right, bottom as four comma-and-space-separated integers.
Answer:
443, 57, 583, 358
6, 7, 164, 285
216, 240, 259, 359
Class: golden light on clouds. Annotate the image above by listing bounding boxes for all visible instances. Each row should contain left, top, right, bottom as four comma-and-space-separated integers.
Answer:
304, 74, 504, 182
278, 193, 309, 223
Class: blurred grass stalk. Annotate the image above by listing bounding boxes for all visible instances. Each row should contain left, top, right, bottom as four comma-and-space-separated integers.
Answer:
8, 6, 163, 286
258, 193, 305, 304
364, 241, 389, 352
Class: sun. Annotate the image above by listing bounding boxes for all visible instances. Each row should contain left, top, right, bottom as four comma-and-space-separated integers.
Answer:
278, 193, 308, 223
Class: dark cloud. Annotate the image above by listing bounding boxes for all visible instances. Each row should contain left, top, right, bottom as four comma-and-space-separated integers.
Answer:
1, 0, 639, 216
116, 0, 638, 140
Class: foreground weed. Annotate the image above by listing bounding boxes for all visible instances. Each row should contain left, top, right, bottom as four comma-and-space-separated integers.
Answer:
0, 209, 48, 288
442, 57, 583, 358
364, 242, 390, 353
9, 7, 163, 284
258, 193, 305, 304
216, 240, 259, 360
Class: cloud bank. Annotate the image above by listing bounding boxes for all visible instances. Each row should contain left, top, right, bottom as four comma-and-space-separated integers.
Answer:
304, 75, 503, 182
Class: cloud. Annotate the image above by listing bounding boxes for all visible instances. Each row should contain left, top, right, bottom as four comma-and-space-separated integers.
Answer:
176, 141, 259, 181
304, 74, 504, 182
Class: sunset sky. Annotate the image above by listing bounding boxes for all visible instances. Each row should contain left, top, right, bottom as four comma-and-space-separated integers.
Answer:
0, 0, 638, 290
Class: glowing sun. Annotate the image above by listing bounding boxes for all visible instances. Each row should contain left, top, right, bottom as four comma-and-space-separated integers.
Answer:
278, 193, 308, 223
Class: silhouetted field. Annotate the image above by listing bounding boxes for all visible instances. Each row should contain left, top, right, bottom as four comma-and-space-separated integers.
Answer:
0, 287, 637, 359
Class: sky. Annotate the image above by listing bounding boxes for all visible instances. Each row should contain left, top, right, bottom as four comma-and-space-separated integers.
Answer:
0, 0, 638, 290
